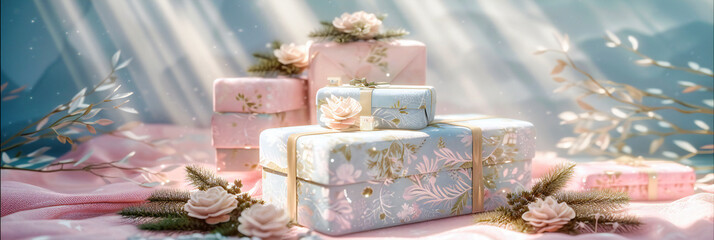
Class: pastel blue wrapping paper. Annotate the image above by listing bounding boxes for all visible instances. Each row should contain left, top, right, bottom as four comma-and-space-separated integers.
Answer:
316, 86, 436, 130
260, 114, 535, 235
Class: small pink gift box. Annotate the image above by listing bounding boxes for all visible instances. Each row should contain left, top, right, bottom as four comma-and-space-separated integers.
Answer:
567, 159, 695, 201
213, 77, 307, 113
216, 148, 260, 172
307, 39, 426, 123
211, 109, 309, 148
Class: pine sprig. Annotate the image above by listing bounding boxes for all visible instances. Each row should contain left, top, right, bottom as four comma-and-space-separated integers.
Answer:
530, 163, 575, 197
473, 163, 640, 235
147, 189, 191, 202
252, 52, 276, 61
119, 202, 187, 218
308, 14, 408, 43
185, 165, 229, 191
474, 209, 532, 233
247, 60, 303, 77
139, 216, 212, 231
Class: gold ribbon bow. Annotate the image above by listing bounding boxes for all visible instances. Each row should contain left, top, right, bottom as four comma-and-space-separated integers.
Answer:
614, 156, 658, 200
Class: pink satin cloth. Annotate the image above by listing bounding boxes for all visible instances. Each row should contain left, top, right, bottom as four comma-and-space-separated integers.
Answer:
1, 125, 712, 240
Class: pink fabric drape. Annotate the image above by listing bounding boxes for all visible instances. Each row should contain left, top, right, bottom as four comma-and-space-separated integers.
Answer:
1, 125, 712, 240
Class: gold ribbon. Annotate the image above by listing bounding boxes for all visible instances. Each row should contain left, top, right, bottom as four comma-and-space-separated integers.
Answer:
286, 129, 338, 221
614, 156, 659, 200
430, 116, 496, 213
285, 116, 497, 221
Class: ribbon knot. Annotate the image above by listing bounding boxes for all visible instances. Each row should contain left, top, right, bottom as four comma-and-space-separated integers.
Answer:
348, 78, 389, 88
614, 156, 647, 167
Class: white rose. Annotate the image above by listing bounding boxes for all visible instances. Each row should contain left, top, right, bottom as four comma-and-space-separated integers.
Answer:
273, 43, 309, 68
320, 95, 362, 130
332, 11, 382, 39
237, 204, 290, 239
521, 196, 576, 233
183, 186, 238, 224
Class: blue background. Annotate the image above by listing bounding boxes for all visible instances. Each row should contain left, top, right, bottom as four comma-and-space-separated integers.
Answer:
1, 0, 712, 162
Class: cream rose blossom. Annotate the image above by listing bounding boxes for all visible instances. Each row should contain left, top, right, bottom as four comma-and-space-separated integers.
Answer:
273, 43, 309, 68
521, 196, 576, 233
183, 186, 238, 224
332, 11, 382, 39
320, 95, 362, 130
237, 204, 290, 239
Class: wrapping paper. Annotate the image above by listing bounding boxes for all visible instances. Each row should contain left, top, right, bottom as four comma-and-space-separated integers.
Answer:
211, 108, 309, 148
567, 160, 695, 201
308, 40, 426, 123
316, 85, 436, 130
213, 77, 307, 113
216, 148, 260, 172
260, 114, 536, 235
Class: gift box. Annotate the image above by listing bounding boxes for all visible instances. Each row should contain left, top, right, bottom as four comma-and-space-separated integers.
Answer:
316, 85, 435, 130
213, 77, 307, 113
211, 109, 309, 148
308, 40, 427, 123
260, 114, 535, 235
216, 148, 260, 172
567, 159, 695, 201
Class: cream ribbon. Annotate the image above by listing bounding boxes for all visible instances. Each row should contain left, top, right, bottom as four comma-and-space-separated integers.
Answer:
614, 156, 660, 200
429, 116, 496, 213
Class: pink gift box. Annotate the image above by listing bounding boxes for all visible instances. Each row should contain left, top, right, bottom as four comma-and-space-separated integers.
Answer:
216, 148, 260, 172
308, 39, 426, 123
211, 109, 309, 148
567, 160, 695, 201
213, 77, 307, 113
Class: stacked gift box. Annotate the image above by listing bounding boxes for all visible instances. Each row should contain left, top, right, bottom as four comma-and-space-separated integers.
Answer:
222, 11, 699, 236
211, 77, 309, 172
252, 12, 537, 235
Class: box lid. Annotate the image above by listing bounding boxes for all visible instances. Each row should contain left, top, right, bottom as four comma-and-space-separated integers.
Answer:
259, 114, 535, 186
575, 160, 695, 188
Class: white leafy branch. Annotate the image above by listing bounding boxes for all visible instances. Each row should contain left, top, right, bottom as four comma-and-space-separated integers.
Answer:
1, 50, 135, 154
538, 32, 713, 161
1, 150, 177, 188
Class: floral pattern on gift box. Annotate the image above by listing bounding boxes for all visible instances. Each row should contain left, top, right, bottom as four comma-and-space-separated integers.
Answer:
260, 115, 535, 235
234, 91, 263, 113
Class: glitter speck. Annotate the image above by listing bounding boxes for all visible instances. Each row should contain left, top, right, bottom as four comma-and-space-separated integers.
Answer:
362, 187, 373, 197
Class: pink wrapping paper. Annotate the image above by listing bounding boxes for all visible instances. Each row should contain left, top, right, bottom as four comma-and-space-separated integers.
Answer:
211, 108, 309, 148
307, 39, 426, 123
567, 160, 695, 201
213, 77, 307, 113
216, 148, 260, 172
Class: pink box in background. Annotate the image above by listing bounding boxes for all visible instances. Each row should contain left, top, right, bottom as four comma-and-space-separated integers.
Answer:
216, 148, 260, 172
213, 77, 307, 113
308, 39, 426, 123
567, 160, 695, 201
211, 108, 309, 148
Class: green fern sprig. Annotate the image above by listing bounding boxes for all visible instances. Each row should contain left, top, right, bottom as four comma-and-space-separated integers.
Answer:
119, 202, 186, 219
473, 163, 640, 234
146, 189, 191, 202
120, 166, 265, 236
185, 165, 229, 191
138, 216, 212, 231
530, 163, 575, 197
308, 15, 408, 43
247, 40, 305, 77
